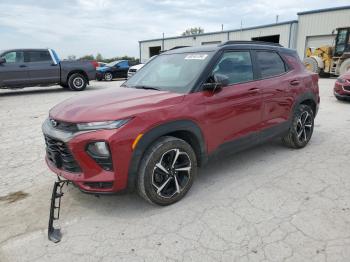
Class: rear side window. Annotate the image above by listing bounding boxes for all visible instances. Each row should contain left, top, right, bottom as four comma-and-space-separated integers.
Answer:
256, 51, 286, 78
25, 51, 52, 63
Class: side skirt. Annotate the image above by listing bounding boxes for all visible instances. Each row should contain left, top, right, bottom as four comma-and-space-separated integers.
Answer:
210, 121, 290, 159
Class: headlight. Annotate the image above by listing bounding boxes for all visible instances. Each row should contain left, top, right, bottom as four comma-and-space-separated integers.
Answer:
77, 119, 130, 131
337, 77, 346, 84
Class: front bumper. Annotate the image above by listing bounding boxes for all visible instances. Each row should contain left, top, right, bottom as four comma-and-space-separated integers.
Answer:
334, 82, 350, 100
42, 119, 134, 193
96, 71, 103, 80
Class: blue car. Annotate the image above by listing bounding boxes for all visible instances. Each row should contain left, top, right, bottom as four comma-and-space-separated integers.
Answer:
96, 60, 130, 81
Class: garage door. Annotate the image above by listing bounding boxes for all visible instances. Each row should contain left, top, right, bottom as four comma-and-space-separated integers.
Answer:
306, 35, 335, 49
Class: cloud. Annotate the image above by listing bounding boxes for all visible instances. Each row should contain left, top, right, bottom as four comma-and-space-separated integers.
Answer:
0, 0, 348, 58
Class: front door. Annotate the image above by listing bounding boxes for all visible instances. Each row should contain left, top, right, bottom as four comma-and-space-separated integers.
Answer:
24, 50, 60, 85
198, 50, 263, 152
0, 51, 29, 87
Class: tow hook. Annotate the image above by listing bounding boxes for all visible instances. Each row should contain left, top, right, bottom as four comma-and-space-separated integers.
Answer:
48, 177, 70, 243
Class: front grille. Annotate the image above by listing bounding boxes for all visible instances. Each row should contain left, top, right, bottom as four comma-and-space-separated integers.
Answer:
129, 69, 137, 73
44, 135, 81, 173
50, 119, 78, 132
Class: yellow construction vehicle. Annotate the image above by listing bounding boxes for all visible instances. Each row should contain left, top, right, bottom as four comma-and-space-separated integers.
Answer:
304, 27, 350, 76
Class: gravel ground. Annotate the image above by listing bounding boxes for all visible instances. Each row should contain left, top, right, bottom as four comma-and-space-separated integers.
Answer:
0, 79, 349, 262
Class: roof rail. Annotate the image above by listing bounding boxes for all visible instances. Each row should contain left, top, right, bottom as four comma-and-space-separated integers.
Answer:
220, 41, 283, 47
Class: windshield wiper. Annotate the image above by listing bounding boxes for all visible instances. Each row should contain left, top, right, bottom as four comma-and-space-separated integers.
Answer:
133, 85, 160, 91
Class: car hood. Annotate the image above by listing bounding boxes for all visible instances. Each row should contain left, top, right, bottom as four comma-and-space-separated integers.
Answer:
129, 64, 144, 70
49, 87, 185, 123
340, 70, 350, 80
97, 66, 110, 72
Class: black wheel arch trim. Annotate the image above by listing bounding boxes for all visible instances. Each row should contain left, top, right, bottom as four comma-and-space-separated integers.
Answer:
291, 91, 318, 118
127, 120, 207, 191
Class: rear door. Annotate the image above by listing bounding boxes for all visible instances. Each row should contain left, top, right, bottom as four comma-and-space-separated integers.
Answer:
24, 50, 60, 85
254, 50, 293, 133
0, 51, 29, 87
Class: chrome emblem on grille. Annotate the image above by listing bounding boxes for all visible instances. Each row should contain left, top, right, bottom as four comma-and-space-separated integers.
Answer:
50, 119, 58, 127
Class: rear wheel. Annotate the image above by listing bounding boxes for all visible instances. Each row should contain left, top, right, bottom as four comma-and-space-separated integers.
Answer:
104, 72, 113, 81
68, 73, 87, 91
282, 104, 314, 149
303, 57, 320, 74
137, 136, 197, 206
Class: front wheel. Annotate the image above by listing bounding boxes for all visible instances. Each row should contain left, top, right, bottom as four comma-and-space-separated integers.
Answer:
137, 136, 197, 206
282, 104, 314, 149
68, 73, 87, 91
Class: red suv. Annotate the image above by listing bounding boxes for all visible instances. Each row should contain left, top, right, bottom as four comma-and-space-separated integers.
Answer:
43, 41, 320, 205
334, 70, 350, 101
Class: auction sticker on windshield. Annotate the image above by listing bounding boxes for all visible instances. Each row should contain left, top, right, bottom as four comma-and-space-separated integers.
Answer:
185, 54, 208, 60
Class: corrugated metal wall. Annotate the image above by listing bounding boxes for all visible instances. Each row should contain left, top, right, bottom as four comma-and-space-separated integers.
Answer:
297, 9, 350, 58
228, 23, 292, 47
140, 7, 350, 62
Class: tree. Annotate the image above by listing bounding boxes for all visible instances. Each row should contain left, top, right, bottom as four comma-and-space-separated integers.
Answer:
79, 54, 95, 61
96, 53, 103, 61
67, 55, 76, 60
181, 27, 204, 36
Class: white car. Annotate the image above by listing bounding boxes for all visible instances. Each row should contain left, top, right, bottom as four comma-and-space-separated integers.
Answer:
127, 55, 158, 79
127, 63, 145, 79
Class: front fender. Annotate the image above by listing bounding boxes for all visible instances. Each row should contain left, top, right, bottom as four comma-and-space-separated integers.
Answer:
127, 120, 207, 191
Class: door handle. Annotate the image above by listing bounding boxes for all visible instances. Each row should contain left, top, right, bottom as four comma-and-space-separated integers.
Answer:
290, 80, 300, 86
19, 65, 27, 68
248, 88, 260, 93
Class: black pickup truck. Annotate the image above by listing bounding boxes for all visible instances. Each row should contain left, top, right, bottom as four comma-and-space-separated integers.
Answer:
0, 49, 96, 91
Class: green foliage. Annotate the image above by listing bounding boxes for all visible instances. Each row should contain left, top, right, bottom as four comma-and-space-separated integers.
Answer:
77, 54, 139, 64
181, 27, 204, 36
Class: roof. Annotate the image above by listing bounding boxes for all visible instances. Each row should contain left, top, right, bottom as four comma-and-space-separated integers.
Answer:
162, 41, 291, 55
0, 48, 49, 53
297, 5, 350, 15
139, 20, 298, 43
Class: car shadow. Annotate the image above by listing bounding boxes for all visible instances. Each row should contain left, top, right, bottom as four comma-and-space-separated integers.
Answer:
64, 138, 288, 218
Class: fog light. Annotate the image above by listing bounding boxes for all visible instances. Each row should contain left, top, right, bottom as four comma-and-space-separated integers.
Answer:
87, 142, 110, 157
86, 142, 113, 171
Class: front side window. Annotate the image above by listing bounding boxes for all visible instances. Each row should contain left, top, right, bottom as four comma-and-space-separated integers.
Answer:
256, 51, 286, 78
118, 61, 129, 68
212, 51, 254, 85
25, 51, 52, 63
125, 52, 213, 93
1, 51, 24, 63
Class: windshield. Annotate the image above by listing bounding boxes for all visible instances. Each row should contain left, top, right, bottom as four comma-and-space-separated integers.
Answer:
124, 52, 213, 93
106, 60, 121, 67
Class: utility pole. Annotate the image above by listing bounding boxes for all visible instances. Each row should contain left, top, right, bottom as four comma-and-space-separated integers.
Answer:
276, 15, 279, 24
162, 32, 165, 51
221, 24, 224, 31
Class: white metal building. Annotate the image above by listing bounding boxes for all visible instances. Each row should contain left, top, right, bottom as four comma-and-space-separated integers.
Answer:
139, 5, 350, 62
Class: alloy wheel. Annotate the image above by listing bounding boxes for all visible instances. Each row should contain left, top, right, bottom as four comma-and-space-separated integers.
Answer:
73, 77, 84, 89
152, 148, 192, 199
296, 111, 313, 143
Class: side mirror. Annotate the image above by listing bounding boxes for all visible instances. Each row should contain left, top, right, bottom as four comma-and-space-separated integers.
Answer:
0, 57, 6, 64
202, 73, 229, 92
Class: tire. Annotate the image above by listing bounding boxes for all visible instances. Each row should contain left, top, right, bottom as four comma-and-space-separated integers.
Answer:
282, 104, 314, 149
303, 57, 320, 74
68, 73, 87, 91
137, 136, 197, 206
339, 58, 350, 75
104, 72, 113, 81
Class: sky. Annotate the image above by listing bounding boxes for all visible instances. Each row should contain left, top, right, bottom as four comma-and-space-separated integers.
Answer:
0, 0, 349, 59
